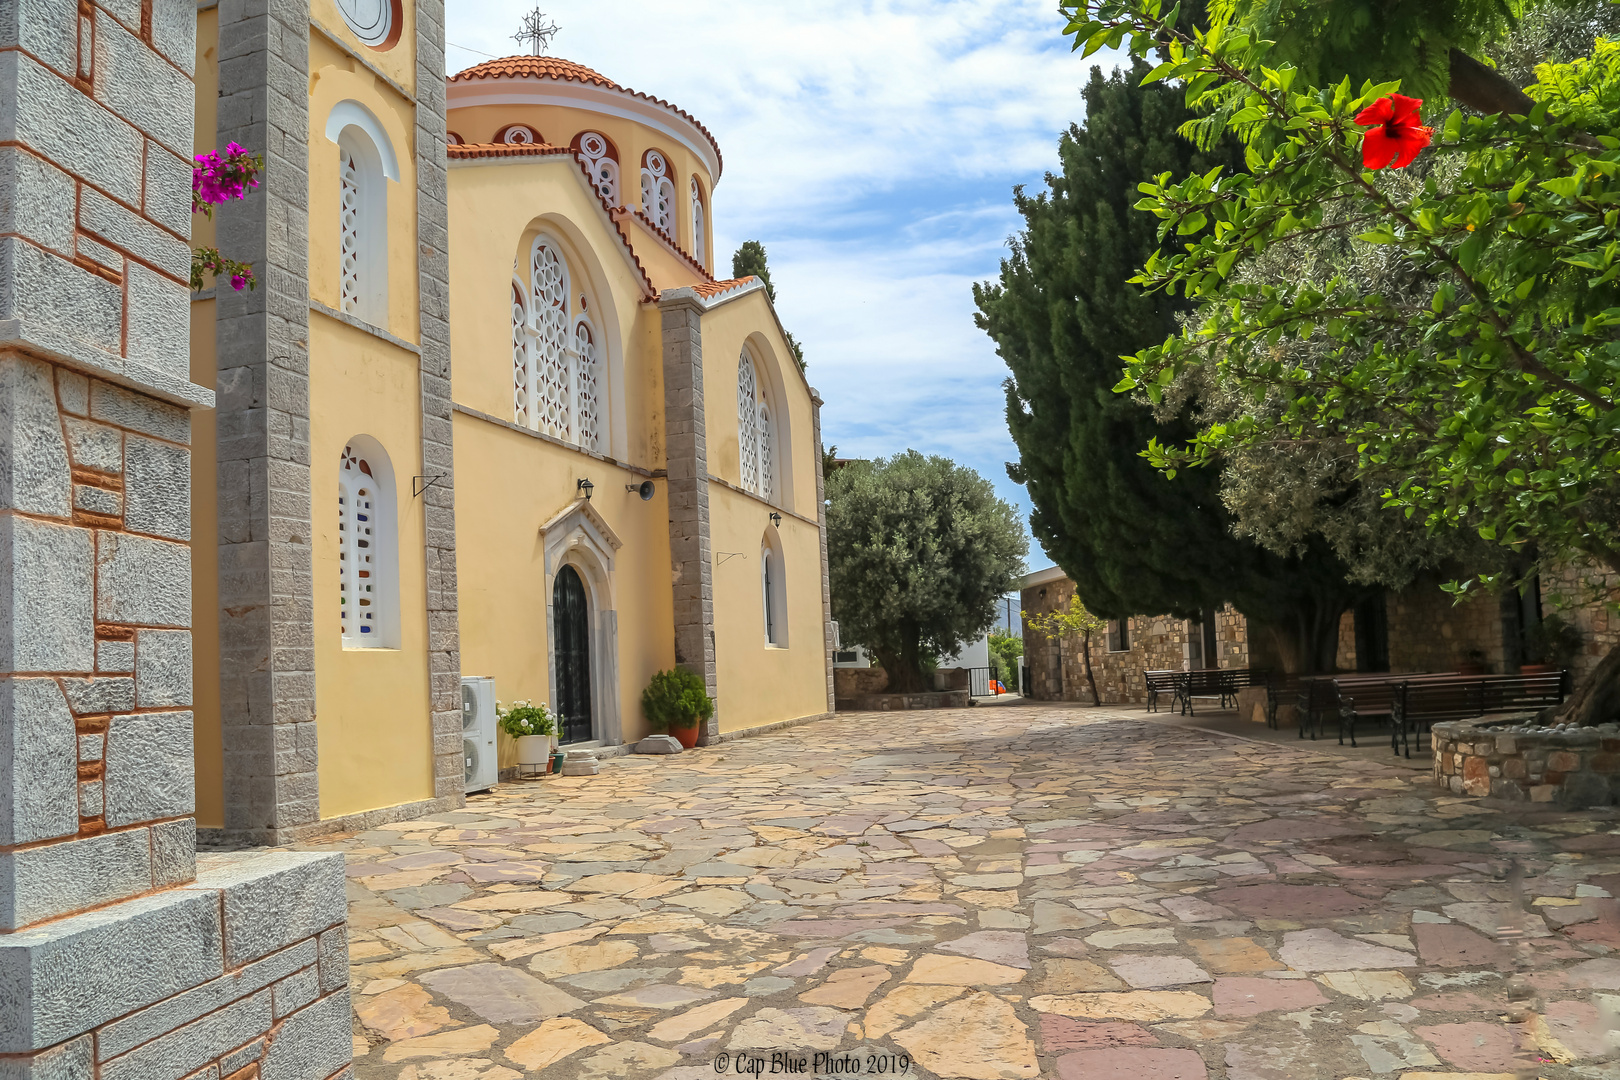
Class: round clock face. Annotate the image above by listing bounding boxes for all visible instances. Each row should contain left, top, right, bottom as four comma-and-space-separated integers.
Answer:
337, 0, 396, 48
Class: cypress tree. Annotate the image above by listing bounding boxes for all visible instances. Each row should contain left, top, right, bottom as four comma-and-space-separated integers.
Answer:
974, 62, 1367, 671
732, 240, 805, 370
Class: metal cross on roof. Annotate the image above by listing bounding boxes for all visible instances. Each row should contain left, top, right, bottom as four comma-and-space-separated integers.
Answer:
513, 9, 560, 56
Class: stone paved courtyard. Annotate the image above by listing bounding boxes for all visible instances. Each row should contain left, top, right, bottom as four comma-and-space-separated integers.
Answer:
312, 705, 1620, 1078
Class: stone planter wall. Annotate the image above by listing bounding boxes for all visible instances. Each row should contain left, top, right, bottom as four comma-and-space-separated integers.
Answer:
1433, 716, 1620, 808
838, 690, 971, 712
834, 666, 888, 699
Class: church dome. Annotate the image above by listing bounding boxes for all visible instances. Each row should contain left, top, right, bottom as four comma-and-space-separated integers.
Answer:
448, 55, 723, 178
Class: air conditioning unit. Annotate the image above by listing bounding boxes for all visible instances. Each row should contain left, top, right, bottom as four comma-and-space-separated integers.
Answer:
461, 676, 498, 794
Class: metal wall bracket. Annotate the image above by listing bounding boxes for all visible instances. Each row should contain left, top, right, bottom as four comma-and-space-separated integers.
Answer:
413, 474, 446, 498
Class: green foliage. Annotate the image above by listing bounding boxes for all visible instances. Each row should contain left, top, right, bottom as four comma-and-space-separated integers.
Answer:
827, 452, 1027, 692
732, 240, 777, 300
731, 240, 806, 370
974, 59, 1369, 669
988, 632, 1025, 685
641, 668, 715, 730
496, 699, 556, 739
1026, 594, 1108, 640
1075, 2, 1620, 593
1204, 0, 1526, 102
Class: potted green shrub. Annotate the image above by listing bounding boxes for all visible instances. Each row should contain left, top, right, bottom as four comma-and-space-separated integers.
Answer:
497, 700, 558, 770
642, 668, 714, 749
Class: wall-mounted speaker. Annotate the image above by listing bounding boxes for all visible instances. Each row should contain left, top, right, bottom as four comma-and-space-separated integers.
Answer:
636, 480, 655, 501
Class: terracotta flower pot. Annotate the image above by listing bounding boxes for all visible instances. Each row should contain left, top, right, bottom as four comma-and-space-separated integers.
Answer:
669, 722, 700, 749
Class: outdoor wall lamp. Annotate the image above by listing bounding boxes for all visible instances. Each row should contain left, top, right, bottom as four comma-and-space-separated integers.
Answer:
770, 512, 782, 528
577, 478, 594, 501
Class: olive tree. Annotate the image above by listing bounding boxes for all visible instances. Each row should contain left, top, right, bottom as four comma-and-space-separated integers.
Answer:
827, 452, 1027, 692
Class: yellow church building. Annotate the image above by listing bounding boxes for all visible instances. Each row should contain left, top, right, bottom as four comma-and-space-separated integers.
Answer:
189, 1, 834, 842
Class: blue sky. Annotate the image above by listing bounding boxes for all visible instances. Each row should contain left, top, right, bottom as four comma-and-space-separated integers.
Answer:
445, 1, 1116, 573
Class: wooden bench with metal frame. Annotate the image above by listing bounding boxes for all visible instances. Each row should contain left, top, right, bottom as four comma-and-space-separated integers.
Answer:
1331, 676, 1406, 749
1177, 668, 1230, 715
1144, 669, 1181, 713
1392, 671, 1570, 758
1299, 672, 1436, 742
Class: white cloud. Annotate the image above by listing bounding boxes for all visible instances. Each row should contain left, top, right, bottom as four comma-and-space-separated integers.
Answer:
447, 1, 1124, 560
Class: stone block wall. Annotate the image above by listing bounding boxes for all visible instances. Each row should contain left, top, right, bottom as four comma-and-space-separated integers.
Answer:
1540, 561, 1620, 687
834, 666, 887, 700
1384, 584, 1505, 673
660, 292, 719, 742
1, 850, 351, 1076
1433, 717, 1620, 807
1020, 576, 1248, 704
0, 0, 352, 1072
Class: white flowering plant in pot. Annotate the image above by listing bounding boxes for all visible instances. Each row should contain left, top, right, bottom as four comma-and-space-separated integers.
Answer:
497, 700, 558, 766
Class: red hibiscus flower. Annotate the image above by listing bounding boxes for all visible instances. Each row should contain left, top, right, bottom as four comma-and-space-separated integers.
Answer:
1354, 93, 1432, 170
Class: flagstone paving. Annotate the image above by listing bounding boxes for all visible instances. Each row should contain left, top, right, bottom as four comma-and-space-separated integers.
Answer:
292, 705, 1620, 1078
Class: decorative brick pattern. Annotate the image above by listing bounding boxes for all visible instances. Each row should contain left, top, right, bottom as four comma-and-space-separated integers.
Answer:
414, 0, 465, 812
1433, 716, 1620, 807
660, 293, 719, 740
212, 0, 319, 842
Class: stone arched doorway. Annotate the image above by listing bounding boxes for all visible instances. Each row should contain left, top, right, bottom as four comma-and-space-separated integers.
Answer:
553, 564, 594, 743
540, 495, 624, 747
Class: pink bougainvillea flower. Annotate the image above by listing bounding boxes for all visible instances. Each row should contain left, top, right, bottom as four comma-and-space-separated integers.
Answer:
1355, 93, 1432, 170
230, 273, 249, 291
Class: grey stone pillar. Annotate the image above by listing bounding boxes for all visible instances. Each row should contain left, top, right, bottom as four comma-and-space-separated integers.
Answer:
811, 389, 836, 715
0, 0, 349, 1071
413, 0, 465, 809
660, 292, 719, 741
214, 0, 319, 840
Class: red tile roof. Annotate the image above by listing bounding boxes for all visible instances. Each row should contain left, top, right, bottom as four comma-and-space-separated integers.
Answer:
690, 277, 758, 300
449, 56, 723, 177
623, 207, 714, 282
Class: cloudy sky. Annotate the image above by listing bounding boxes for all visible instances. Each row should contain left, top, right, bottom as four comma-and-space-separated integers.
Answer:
445, 1, 1116, 571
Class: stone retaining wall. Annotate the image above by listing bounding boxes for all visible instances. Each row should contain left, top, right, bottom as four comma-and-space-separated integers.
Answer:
1433, 716, 1620, 807
838, 690, 971, 711
834, 666, 888, 699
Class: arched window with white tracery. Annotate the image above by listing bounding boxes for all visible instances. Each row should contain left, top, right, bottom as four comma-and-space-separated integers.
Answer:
575, 132, 619, 204
758, 403, 774, 502
640, 149, 676, 234
576, 320, 601, 452
512, 279, 530, 427
499, 123, 539, 145
339, 150, 361, 311
737, 352, 760, 494
530, 238, 573, 443
738, 349, 777, 501
512, 235, 606, 453
339, 440, 398, 648
336, 127, 388, 325
690, 177, 706, 264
